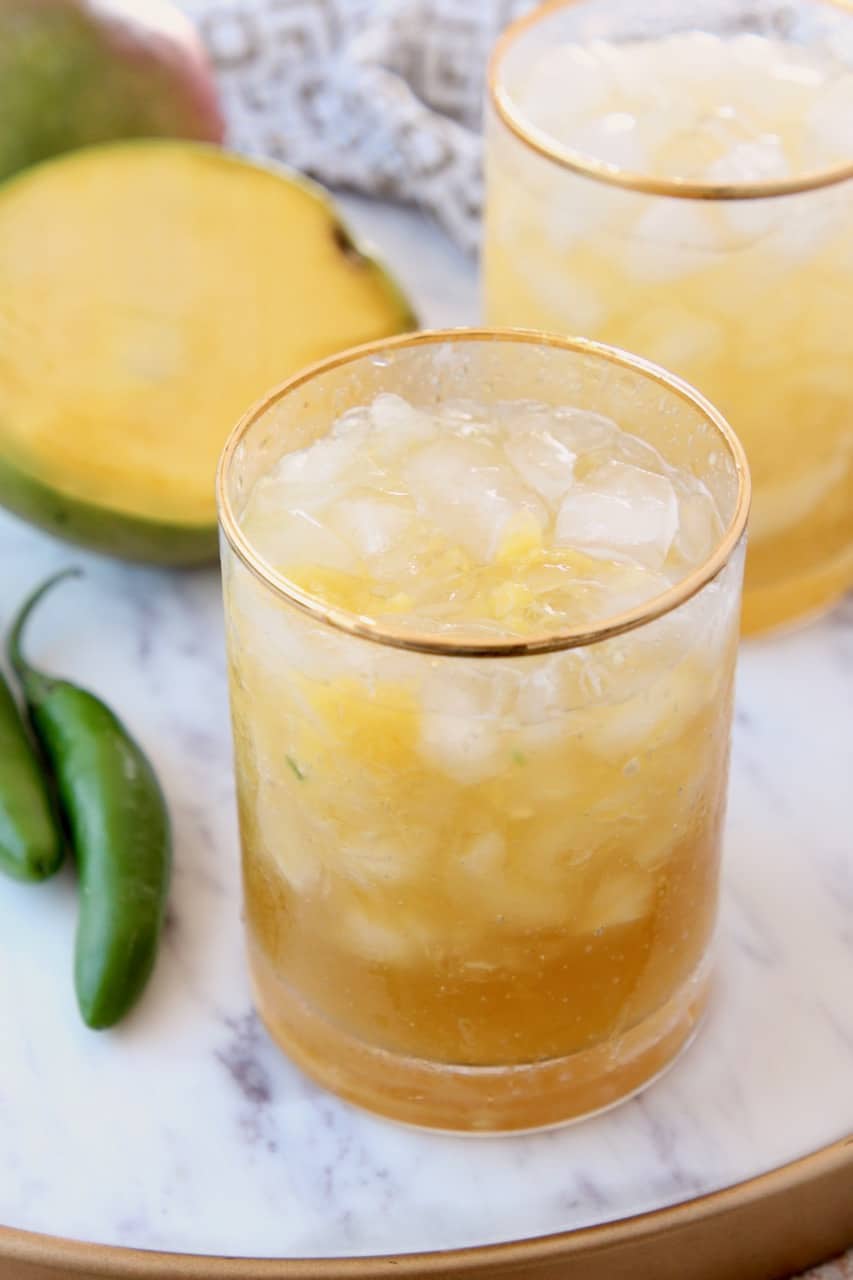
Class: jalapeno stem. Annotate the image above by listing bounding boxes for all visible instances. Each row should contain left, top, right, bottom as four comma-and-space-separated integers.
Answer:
8, 568, 83, 704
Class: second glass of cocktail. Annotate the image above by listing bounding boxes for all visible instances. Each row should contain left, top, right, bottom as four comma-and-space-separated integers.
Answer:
485, 0, 853, 633
218, 330, 749, 1131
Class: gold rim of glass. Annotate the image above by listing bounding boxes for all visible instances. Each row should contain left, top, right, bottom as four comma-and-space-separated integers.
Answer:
216, 328, 751, 659
488, 0, 853, 201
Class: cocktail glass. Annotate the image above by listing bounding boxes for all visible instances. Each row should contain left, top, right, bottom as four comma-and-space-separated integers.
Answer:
217, 329, 749, 1131
485, 0, 852, 632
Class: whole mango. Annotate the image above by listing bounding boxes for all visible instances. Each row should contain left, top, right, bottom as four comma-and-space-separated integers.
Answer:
0, 0, 224, 181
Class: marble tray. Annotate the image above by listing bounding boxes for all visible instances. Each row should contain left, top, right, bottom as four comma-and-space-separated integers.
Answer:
0, 199, 851, 1280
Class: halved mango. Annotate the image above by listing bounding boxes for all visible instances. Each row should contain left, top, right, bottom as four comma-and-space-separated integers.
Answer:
0, 141, 416, 563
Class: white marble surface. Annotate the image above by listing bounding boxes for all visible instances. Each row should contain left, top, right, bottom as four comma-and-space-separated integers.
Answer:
0, 198, 851, 1260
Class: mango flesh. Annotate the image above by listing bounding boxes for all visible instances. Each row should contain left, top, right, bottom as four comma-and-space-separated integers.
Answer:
0, 0, 224, 182
0, 142, 417, 562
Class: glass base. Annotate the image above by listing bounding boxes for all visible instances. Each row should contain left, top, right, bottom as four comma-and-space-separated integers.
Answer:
742, 547, 853, 636
249, 945, 713, 1133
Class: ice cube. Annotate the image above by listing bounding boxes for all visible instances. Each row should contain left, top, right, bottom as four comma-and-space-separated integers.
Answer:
335, 834, 418, 888
516, 717, 574, 756
740, 45, 827, 131
671, 487, 722, 569
344, 902, 422, 965
632, 829, 678, 872
555, 460, 679, 569
582, 869, 655, 932
521, 254, 609, 331
626, 200, 722, 281
707, 136, 790, 238
594, 427, 676, 478
544, 179, 617, 253
565, 111, 649, 172
653, 30, 724, 84
625, 306, 725, 375
271, 431, 363, 489
519, 43, 612, 128
418, 713, 506, 785
594, 34, 713, 103
458, 830, 506, 878
644, 107, 728, 180
366, 392, 436, 456
327, 495, 412, 558
632, 768, 706, 870
594, 565, 673, 616
503, 427, 576, 508
454, 826, 571, 930
515, 657, 565, 724
585, 659, 707, 760
241, 503, 356, 573
403, 438, 545, 563
417, 662, 516, 783
770, 53, 826, 90
328, 404, 371, 443
730, 33, 779, 72
503, 862, 584, 929
253, 430, 370, 524
423, 662, 519, 717
369, 392, 417, 432
255, 787, 325, 893
768, 185, 847, 262
550, 408, 620, 455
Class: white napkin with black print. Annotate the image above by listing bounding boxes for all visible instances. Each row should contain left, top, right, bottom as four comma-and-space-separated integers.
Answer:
178, 0, 533, 252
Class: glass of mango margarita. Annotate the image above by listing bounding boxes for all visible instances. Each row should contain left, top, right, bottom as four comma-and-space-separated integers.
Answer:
217, 329, 750, 1131
485, 0, 853, 634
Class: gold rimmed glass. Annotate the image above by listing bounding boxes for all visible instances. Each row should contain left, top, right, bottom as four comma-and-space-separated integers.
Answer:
484, 0, 853, 634
217, 328, 749, 1133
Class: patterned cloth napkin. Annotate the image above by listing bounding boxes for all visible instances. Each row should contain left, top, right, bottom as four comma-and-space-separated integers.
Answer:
175, 5, 852, 1272
179, 0, 534, 252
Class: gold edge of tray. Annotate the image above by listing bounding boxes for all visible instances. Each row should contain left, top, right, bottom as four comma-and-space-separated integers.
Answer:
1, 1136, 850, 1280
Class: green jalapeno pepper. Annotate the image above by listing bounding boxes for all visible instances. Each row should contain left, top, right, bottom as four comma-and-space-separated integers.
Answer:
0, 668, 63, 881
8, 570, 171, 1028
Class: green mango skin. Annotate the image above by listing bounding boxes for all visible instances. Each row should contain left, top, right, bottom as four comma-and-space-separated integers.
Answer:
0, 0, 224, 182
0, 449, 217, 566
